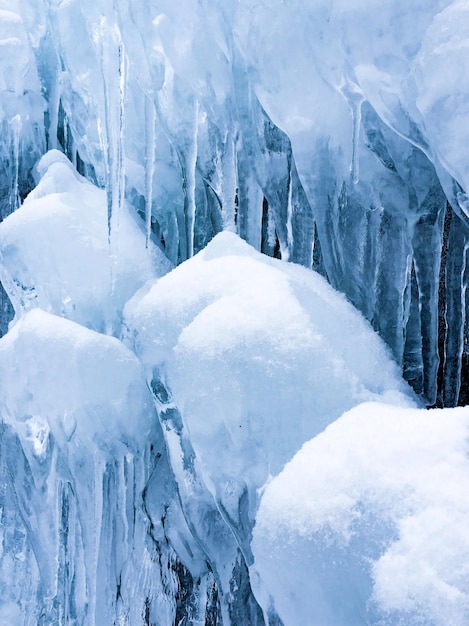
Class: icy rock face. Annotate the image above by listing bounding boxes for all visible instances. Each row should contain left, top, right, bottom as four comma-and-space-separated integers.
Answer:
0, 150, 171, 334
252, 402, 469, 626
124, 231, 416, 583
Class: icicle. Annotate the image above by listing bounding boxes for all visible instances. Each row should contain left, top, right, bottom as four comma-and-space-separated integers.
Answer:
185, 98, 199, 259
338, 78, 364, 185
62, 110, 76, 167
9, 115, 21, 212
115, 38, 127, 236
403, 259, 423, 394
443, 211, 468, 406
94, 17, 127, 245
290, 161, 315, 267
144, 96, 156, 248
93, 17, 127, 297
286, 164, 294, 260
221, 130, 238, 232
412, 208, 445, 406
237, 140, 264, 250
350, 97, 363, 185
57, 481, 76, 625
48, 79, 60, 151
257, 102, 294, 258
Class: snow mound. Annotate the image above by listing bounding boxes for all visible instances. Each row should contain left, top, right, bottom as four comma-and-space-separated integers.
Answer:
252, 402, 469, 626
0, 307, 154, 449
125, 232, 416, 534
0, 150, 171, 334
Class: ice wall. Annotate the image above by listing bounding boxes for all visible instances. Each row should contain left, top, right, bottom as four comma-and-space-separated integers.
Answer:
0, 308, 172, 625
0, 145, 419, 623
0, 150, 171, 334
1, 1, 469, 621
0, 156, 269, 625
0, 0, 468, 404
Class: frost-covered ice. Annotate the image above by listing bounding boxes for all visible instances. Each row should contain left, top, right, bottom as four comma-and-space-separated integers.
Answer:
125, 232, 416, 562
0, 308, 166, 624
0, 150, 171, 334
0, 308, 153, 446
0, 0, 469, 624
252, 402, 469, 626
0, 0, 468, 402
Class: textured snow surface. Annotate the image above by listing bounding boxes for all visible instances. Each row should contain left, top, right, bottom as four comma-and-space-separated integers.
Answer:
125, 232, 415, 469
253, 402, 469, 626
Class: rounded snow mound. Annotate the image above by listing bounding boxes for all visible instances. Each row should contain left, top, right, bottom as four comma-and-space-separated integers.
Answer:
0, 150, 172, 335
0, 308, 154, 450
253, 401, 469, 626
125, 232, 416, 528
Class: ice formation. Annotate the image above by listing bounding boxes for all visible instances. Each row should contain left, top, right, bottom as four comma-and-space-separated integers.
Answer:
0, 150, 171, 334
0, 308, 164, 624
124, 230, 415, 569
0, 0, 469, 624
0, 0, 468, 405
0, 171, 416, 621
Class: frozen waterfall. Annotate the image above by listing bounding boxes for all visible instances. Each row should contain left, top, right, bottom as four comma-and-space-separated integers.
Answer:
0, 1, 469, 625
0, 0, 468, 406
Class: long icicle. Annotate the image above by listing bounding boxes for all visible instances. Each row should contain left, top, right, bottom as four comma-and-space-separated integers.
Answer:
144, 95, 156, 249
351, 97, 363, 185
185, 98, 199, 259
95, 16, 127, 301
10, 115, 21, 213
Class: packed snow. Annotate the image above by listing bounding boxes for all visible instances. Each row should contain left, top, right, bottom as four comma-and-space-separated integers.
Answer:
252, 402, 469, 626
